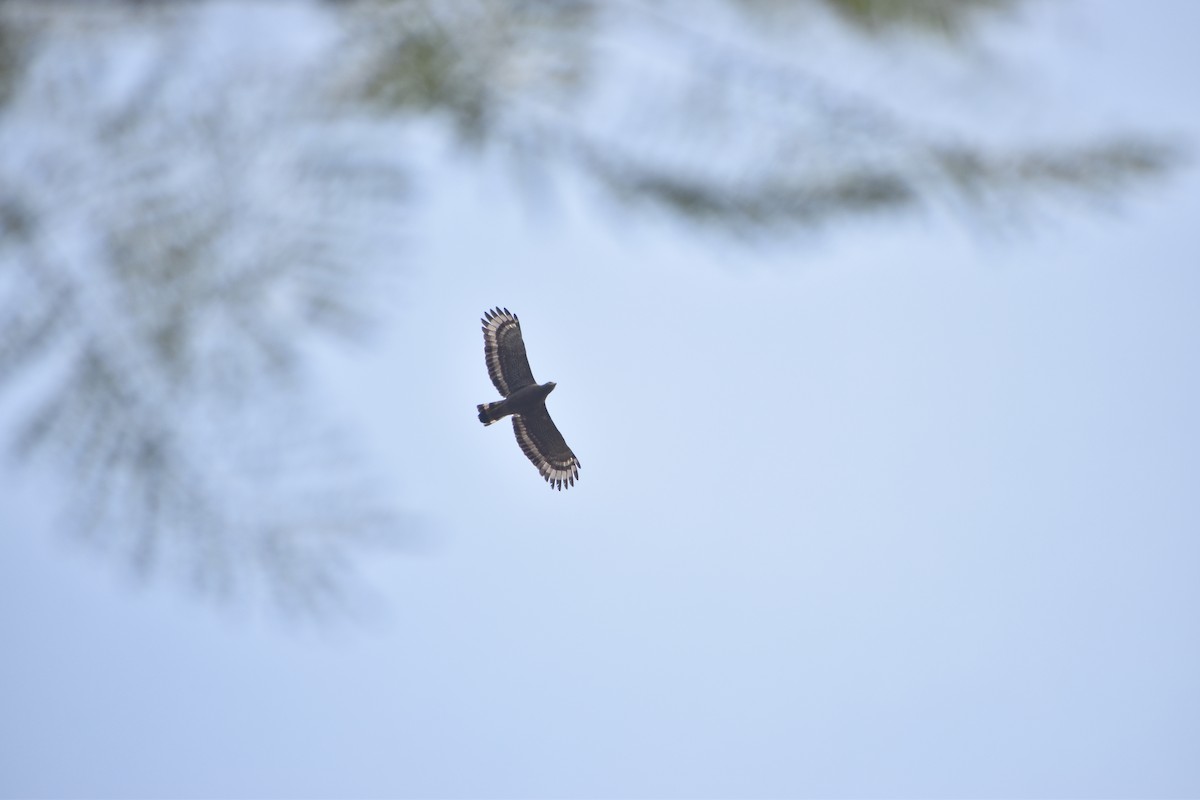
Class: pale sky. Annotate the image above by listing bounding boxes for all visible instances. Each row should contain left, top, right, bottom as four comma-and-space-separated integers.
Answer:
2, 1, 1199, 797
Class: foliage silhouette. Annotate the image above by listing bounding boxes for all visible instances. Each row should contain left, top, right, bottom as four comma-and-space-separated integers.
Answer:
0, 0, 1183, 614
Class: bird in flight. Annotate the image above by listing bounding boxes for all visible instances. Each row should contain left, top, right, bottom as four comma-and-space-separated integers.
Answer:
477, 307, 581, 490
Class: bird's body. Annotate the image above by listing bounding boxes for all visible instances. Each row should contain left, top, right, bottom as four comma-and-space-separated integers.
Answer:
477, 380, 556, 426
477, 308, 580, 490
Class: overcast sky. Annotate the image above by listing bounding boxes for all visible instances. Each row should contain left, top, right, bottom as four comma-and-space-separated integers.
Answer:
2, 1, 1199, 797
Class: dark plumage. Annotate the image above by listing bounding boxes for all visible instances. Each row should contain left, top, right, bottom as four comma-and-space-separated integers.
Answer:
477, 307, 580, 490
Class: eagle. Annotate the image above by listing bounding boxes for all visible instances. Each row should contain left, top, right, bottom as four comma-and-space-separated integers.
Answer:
477, 307, 581, 490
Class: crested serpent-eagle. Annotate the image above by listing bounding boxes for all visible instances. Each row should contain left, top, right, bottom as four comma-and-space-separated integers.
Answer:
477, 307, 581, 490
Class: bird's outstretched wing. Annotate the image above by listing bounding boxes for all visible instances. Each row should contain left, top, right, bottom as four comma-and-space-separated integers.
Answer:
482, 307, 535, 397
513, 406, 581, 491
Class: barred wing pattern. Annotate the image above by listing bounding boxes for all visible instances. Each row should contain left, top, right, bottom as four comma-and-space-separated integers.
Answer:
513, 408, 580, 491
482, 307, 535, 397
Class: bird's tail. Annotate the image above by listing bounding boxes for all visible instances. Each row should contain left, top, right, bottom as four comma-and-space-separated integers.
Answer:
477, 400, 508, 426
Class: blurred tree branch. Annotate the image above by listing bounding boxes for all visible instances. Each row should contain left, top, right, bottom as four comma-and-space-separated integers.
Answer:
0, 0, 1185, 615
0, 3, 408, 617
340, 0, 1182, 236
815, 0, 1016, 38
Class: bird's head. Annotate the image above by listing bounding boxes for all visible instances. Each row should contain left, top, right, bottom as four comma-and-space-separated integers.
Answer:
544, 381, 557, 394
